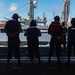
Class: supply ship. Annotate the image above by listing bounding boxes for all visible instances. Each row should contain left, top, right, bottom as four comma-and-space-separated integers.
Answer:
0, 0, 70, 47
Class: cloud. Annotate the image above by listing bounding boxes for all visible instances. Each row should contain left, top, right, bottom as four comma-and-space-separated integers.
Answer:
0, 2, 4, 6
55, 6, 60, 10
9, 3, 17, 12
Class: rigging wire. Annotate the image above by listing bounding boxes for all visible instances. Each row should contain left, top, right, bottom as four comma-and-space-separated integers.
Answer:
18, 7, 28, 16
0, 3, 28, 19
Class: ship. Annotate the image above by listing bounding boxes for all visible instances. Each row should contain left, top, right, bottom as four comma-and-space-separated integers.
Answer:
0, 21, 50, 47
0, 0, 70, 47
0, 0, 50, 47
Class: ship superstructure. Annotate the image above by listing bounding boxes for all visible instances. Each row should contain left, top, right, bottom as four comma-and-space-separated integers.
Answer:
28, 0, 47, 25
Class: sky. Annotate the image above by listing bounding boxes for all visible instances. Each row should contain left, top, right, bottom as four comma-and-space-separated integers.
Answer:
0, 0, 75, 25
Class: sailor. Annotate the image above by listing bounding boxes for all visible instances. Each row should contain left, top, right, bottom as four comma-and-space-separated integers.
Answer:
67, 18, 75, 64
24, 20, 42, 65
48, 16, 63, 63
61, 21, 67, 51
5, 13, 21, 65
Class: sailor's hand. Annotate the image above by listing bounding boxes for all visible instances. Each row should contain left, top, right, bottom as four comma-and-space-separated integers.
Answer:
9, 34, 14, 37
57, 37, 61, 39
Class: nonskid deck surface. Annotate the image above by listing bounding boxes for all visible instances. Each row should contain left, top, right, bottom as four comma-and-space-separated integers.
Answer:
0, 46, 75, 63
0, 60, 75, 75
0, 47, 75, 75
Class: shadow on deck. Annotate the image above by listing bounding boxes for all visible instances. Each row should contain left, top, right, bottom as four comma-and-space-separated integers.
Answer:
0, 63, 75, 75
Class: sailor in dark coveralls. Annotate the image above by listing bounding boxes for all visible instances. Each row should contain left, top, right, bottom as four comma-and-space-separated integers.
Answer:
61, 22, 67, 51
5, 13, 21, 65
67, 18, 75, 64
24, 20, 42, 65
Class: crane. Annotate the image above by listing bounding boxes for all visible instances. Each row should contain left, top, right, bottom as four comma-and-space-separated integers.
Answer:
28, 0, 37, 21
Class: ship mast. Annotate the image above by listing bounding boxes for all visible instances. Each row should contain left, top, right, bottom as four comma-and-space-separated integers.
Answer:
28, 0, 37, 21
62, 0, 70, 27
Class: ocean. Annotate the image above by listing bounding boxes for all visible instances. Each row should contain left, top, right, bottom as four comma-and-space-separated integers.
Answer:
0, 33, 51, 42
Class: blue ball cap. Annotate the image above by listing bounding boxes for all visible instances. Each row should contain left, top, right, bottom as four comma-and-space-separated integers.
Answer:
71, 18, 75, 23
30, 20, 36, 24
30, 20, 36, 27
54, 16, 60, 21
